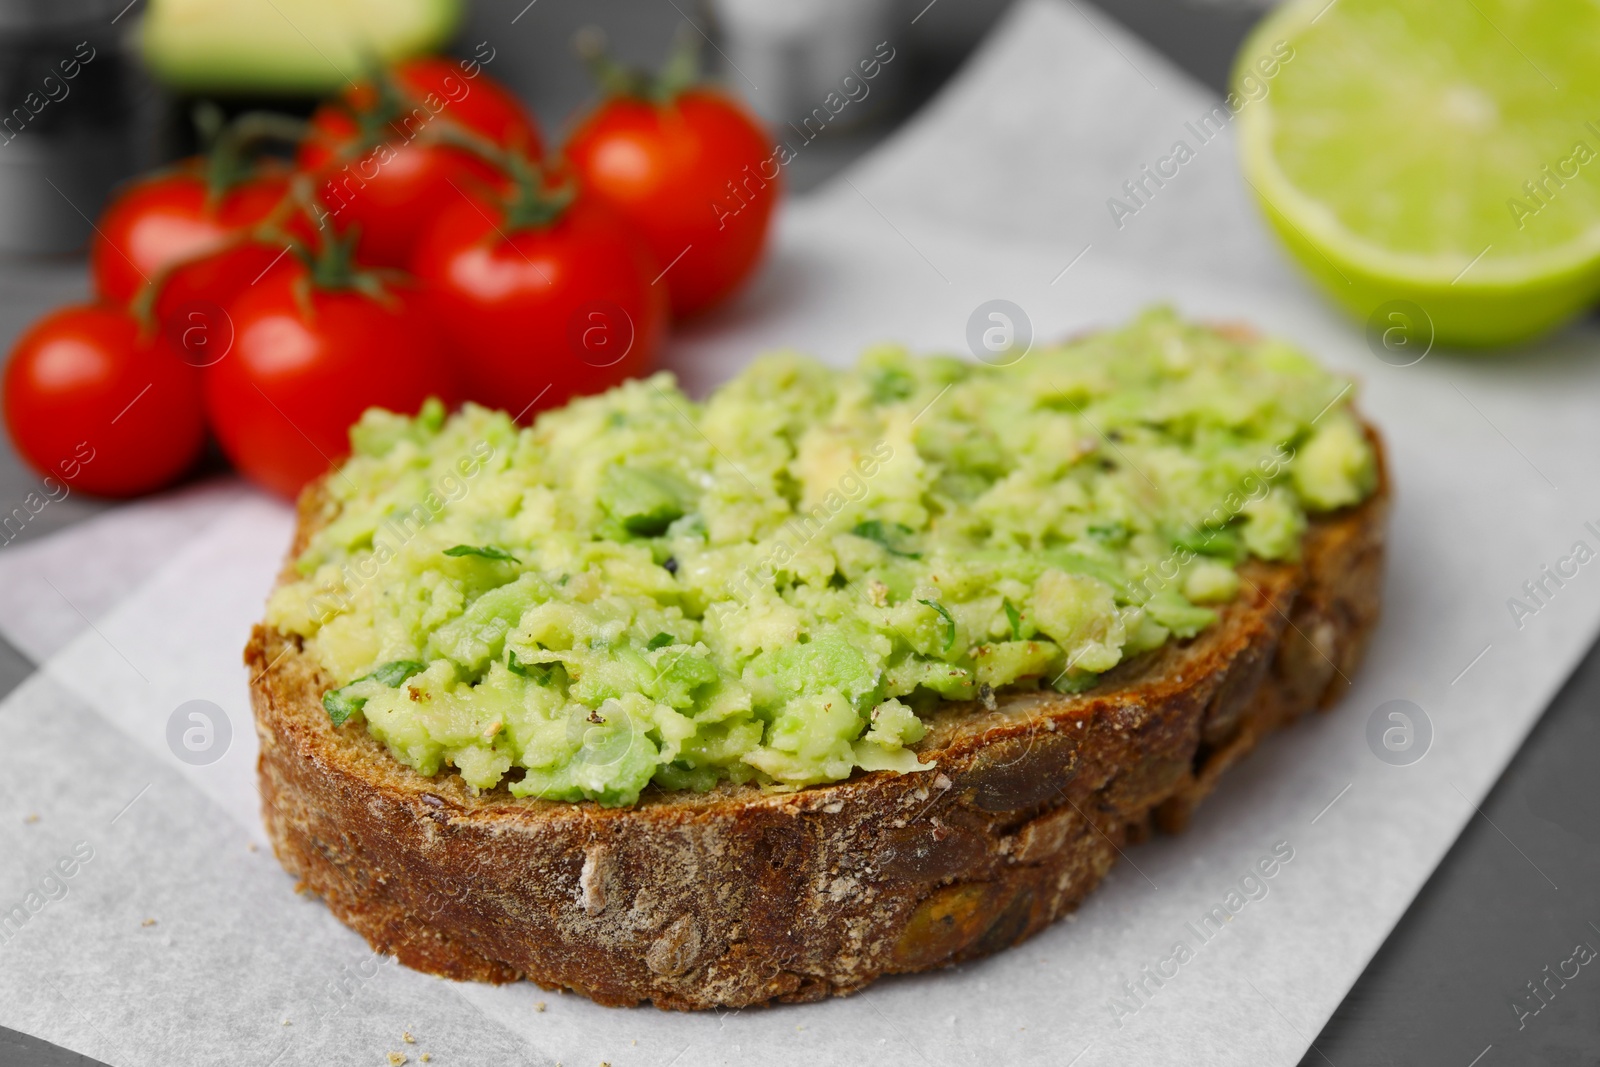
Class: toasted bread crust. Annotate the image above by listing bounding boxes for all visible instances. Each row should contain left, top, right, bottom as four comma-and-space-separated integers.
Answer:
248, 429, 1387, 1010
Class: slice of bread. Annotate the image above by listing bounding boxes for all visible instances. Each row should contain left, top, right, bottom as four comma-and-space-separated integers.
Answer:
247, 423, 1387, 1011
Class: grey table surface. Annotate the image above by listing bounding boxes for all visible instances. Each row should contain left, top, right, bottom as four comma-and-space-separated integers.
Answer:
1, 1, 1596, 1065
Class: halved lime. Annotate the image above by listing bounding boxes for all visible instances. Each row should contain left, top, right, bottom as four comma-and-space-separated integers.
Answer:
1236, 0, 1600, 347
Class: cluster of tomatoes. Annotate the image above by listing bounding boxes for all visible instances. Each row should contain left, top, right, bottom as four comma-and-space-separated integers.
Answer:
3, 49, 777, 499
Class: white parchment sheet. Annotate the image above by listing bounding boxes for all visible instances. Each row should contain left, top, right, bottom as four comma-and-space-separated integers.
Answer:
2, 2, 1595, 1064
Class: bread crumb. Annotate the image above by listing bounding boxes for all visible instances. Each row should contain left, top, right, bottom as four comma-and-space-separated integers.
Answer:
281, 1019, 291, 1026
23, 813, 39, 824
420, 1056, 431, 1064
388, 1054, 407, 1066
535, 1001, 546, 1012
402, 1031, 415, 1044
141, 918, 157, 927
248, 842, 258, 852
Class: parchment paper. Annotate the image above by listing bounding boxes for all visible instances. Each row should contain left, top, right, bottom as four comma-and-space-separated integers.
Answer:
3, 3, 1595, 1064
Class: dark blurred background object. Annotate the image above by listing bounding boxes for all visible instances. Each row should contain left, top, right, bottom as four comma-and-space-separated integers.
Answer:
0, 0, 139, 253
702, 0, 905, 129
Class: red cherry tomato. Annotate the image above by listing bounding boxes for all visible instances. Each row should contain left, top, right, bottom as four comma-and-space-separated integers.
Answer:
3, 305, 206, 498
382, 57, 542, 149
566, 88, 777, 318
151, 238, 297, 346
410, 187, 665, 417
204, 266, 453, 499
300, 57, 543, 269
91, 165, 295, 307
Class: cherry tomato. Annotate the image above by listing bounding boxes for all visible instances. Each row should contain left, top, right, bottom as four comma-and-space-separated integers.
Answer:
91, 165, 295, 306
3, 305, 206, 498
410, 186, 665, 417
151, 238, 297, 345
300, 57, 543, 269
566, 88, 777, 318
204, 266, 453, 499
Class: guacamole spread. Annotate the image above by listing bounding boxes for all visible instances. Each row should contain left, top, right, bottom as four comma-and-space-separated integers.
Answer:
266, 307, 1375, 806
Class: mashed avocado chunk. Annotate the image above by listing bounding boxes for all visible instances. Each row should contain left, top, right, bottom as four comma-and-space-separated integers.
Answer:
266, 307, 1375, 806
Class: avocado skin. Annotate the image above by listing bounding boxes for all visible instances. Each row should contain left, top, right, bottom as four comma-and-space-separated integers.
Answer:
139, 0, 461, 95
